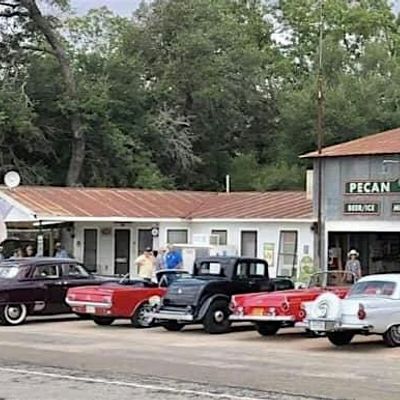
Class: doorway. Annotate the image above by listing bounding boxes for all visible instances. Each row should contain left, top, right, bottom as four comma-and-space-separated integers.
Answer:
114, 229, 130, 275
83, 229, 98, 272
138, 229, 153, 255
241, 231, 258, 257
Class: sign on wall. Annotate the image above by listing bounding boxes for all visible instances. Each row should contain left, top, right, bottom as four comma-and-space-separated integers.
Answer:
345, 180, 400, 194
263, 243, 275, 267
344, 203, 379, 214
392, 203, 400, 213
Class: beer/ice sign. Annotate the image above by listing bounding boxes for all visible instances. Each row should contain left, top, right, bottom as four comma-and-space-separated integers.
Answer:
344, 203, 379, 214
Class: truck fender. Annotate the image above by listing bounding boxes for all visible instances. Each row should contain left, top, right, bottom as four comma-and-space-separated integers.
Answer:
198, 294, 230, 320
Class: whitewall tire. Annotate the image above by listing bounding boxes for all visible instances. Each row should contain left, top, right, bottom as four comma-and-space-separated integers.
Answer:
2, 304, 28, 326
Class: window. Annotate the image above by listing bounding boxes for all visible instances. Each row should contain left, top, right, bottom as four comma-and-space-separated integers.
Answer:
83, 229, 98, 272
249, 262, 266, 277
33, 264, 59, 279
235, 262, 248, 279
167, 229, 188, 244
61, 263, 89, 278
349, 280, 396, 297
277, 231, 298, 277
197, 261, 223, 276
211, 230, 228, 245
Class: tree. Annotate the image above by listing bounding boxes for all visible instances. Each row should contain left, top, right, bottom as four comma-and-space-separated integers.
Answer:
0, 0, 84, 185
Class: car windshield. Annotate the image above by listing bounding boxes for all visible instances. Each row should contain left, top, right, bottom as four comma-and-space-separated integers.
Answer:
197, 262, 224, 276
349, 280, 396, 298
0, 265, 22, 279
308, 271, 355, 288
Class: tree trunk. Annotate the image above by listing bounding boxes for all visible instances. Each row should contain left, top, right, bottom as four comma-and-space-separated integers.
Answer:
20, 0, 85, 186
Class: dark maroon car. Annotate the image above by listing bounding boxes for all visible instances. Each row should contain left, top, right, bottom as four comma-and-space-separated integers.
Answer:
0, 257, 115, 326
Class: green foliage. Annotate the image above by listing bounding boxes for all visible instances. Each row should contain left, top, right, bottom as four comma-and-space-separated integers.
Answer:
1, 0, 400, 191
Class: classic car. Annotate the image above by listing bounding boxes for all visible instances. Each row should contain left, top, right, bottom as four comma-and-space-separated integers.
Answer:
148, 256, 294, 334
0, 257, 116, 326
229, 271, 354, 336
66, 269, 189, 327
305, 273, 400, 347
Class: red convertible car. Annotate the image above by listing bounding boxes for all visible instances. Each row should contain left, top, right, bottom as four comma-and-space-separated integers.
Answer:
66, 269, 189, 327
229, 271, 354, 336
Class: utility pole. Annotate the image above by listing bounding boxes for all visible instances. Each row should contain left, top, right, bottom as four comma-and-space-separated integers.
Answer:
316, 0, 325, 269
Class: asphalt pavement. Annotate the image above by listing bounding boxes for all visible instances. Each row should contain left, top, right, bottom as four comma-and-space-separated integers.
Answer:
0, 316, 399, 400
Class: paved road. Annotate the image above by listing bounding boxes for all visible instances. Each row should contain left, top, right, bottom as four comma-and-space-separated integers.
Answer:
0, 316, 399, 400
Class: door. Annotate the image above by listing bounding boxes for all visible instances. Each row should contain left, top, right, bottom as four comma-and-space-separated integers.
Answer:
31, 263, 66, 314
83, 229, 98, 273
241, 231, 258, 257
138, 229, 153, 255
114, 229, 131, 276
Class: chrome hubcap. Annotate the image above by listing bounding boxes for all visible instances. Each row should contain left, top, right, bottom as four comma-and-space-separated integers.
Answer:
138, 306, 152, 326
214, 310, 225, 323
7, 306, 21, 320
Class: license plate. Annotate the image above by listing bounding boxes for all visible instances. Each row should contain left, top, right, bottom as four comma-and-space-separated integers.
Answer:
86, 306, 96, 314
251, 308, 264, 316
310, 320, 334, 331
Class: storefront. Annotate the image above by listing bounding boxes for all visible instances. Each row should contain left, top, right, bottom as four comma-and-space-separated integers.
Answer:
303, 127, 400, 275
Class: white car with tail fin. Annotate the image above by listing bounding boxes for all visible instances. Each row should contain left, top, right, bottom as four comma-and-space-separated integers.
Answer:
305, 274, 400, 347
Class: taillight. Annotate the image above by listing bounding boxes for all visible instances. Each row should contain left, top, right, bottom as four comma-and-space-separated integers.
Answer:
229, 300, 237, 312
357, 303, 366, 320
299, 303, 306, 319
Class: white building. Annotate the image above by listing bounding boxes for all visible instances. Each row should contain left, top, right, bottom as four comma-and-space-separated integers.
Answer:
0, 187, 314, 278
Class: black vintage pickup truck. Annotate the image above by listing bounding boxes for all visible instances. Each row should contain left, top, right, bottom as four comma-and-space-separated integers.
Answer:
149, 256, 294, 334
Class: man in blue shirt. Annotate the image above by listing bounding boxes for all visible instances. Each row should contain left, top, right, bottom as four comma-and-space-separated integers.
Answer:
165, 245, 183, 269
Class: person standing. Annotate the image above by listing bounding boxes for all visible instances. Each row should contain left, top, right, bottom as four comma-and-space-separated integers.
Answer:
135, 247, 155, 279
155, 247, 167, 271
54, 242, 69, 258
165, 245, 183, 270
25, 245, 35, 257
345, 249, 362, 281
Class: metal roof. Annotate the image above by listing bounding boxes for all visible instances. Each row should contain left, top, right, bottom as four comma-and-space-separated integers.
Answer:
0, 186, 313, 221
301, 127, 400, 158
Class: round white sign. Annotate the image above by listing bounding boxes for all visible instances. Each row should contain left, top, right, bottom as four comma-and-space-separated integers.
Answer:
4, 171, 21, 189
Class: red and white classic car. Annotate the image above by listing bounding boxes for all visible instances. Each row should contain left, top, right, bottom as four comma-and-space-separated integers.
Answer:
66, 270, 189, 327
229, 271, 355, 336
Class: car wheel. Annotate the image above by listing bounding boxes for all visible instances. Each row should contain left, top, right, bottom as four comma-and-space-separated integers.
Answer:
383, 325, 400, 347
131, 303, 154, 329
255, 322, 280, 336
93, 316, 115, 326
161, 321, 184, 331
327, 331, 354, 346
203, 299, 231, 334
1, 304, 28, 326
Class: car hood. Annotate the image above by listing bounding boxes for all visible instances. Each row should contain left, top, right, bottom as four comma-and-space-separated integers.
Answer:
163, 276, 224, 306
234, 287, 349, 307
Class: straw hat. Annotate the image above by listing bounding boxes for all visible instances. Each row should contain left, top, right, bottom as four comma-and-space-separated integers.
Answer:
348, 249, 359, 257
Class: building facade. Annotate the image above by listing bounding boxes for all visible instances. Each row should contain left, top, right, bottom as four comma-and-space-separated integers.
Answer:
0, 187, 314, 279
304, 127, 400, 275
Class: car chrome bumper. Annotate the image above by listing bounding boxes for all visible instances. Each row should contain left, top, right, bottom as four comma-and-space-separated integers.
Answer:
66, 300, 112, 309
306, 319, 372, 332
229, 314, 294, 322
147, 311, 194, 322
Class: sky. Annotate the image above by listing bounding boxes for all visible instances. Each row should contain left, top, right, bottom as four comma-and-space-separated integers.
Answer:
70, 0, 400, 16
70, 0, 142, 15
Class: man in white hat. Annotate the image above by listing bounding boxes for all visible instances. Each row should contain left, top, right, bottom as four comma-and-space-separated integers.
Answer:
345, 249, 362, 281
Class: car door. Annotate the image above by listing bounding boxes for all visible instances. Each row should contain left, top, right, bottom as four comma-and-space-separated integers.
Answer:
231, 260, 253, 294
246, 260, 271, 292
30, 263, 66, 314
